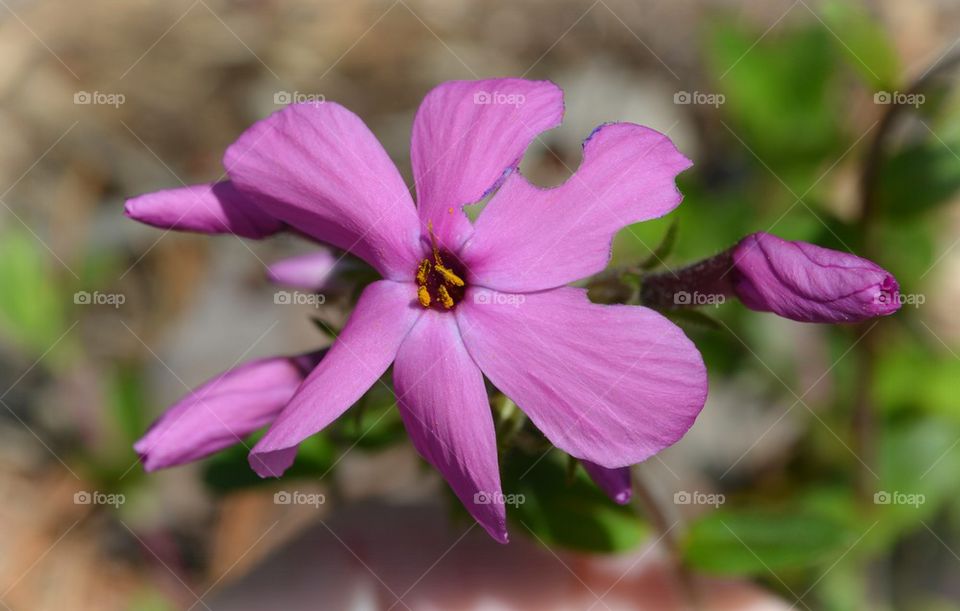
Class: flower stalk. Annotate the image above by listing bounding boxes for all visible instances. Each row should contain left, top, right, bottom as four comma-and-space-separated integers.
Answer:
631, 468, 701, 611
638, 250, 735, 311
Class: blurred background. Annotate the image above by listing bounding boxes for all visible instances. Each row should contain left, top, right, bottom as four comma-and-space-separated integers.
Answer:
2, 0, 960, 609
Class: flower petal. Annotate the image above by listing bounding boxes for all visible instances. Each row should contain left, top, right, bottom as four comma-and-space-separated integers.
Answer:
393, 311, 508, 543
411, 79, 563, 250
267, 249, 338, 290
224, 102, 422, 280
732, 232, 901, 323
249, 280, 421, 477
457, 287, 707, 468
581, 462, 632, 505
461, 123, 691, 292
134, 351, 323, 471
124, 181, 284, 239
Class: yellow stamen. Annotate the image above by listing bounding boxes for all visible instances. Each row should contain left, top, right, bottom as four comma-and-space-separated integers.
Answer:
427, 220, 443, 265
416, 259, 430, 284
417, 285, 431, 308
437, 285, 454, 309
434, 264, 465, 287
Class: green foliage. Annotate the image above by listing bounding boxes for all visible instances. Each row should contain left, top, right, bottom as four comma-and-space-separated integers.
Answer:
820, 0, 900, 90
640, 218, 679, 270
682, 508, 854, 575
203, 433, 336, 493
127, 589, 177, 611
331, 377, 406, 449
501, 450, 647, 553
0, 228, 68, 356
879, 141, 960, 219
108, 362, 149, 447
708, 21, 842, 168
875, 342, 960, 421
663, 308, 722, 332
876, 420, 960, 534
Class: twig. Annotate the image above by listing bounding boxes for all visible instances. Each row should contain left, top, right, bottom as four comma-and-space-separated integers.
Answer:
854, 48, 960, 498
631, 467, 701, 611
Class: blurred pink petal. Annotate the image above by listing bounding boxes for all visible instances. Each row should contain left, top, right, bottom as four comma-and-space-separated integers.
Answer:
266, 250, 338, 290
134, 351, 322, 470
124, 181, 284, 239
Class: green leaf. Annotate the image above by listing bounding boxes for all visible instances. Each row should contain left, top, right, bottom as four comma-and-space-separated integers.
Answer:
203, 433, 336, 493
640, 219, 679, 270
878, 142, 960, 219
663, 308, 722, 331
0, 228, 67, 356
107, 362, 148, 446
310, 316, 340, 339
332, 378, 406, 449
820, 0, 900, 90
708, 22, 841, 165
127, 589, 177, 611
683, 508, 852, 575
502, 450, 646, 553
875, 342, 960, 420
876, 419, 960, 531
612, 215, 675, 266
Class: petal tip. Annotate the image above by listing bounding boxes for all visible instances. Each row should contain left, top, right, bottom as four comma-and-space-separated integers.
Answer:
487, 525, 510, 545
248, 446, 297, 478
133, 437, 161, 471
134, 445, 162, 472
123, 194, 152, 224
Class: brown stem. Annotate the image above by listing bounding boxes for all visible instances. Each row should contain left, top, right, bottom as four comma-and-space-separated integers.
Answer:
854, 49, 960, 498
631, 468, 701, 611
859, 51, 960, 247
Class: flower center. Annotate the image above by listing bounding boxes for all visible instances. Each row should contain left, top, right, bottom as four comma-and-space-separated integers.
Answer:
415, 243, 467, 310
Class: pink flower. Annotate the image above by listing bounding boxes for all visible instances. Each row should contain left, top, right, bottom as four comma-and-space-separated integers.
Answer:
126, 79, 707, 542
134, 352, 323, 471
732, 232, 901, 323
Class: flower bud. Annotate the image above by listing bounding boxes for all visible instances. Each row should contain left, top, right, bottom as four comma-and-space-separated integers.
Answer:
731, 232, 900, 323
